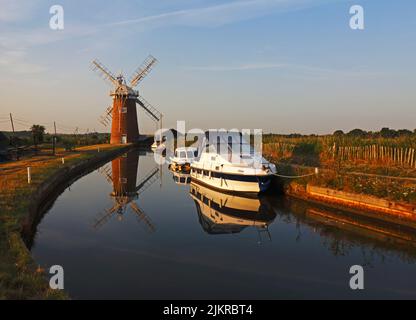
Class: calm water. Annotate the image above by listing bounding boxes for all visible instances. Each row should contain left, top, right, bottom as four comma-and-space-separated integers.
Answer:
30, 150, 416, 299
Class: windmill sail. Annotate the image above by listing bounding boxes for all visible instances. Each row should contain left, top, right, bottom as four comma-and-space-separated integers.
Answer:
130, 55, 158, 88
130, 202, 156, 233
135, 167, 159, 195
98, 106, 113, 127
91, 59, 118, 86
136, 96, 161, 122
93, 203, 120, 229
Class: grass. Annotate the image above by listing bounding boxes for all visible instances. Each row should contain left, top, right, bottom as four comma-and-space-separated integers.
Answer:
263, 135, 416, 204
0, 144, 125, 299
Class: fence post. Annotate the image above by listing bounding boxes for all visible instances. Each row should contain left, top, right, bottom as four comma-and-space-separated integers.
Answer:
27, 167, 31, 184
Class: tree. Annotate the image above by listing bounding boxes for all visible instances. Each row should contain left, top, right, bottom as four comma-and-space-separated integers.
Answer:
31, 124, 46, 149
397, 129, 412, 136
380, 127, 397, 138
347, 128, 367, 137
333, 130, 344, 136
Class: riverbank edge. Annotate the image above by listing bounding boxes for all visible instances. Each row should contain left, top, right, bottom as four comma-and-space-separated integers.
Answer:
284, 180, 416, 230
1, 144, 134, 299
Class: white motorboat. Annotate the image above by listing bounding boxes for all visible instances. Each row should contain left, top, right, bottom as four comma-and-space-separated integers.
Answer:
169, 147, 198, 171
190, 131, 276, 193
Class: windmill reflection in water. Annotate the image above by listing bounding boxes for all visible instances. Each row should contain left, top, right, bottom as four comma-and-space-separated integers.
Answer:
94, 152, 159, 232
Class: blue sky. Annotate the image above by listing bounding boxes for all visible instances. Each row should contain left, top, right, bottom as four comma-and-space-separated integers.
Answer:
0, 0, 415, 134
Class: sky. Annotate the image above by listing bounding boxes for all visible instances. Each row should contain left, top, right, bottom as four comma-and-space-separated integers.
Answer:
0, 0, 415, 134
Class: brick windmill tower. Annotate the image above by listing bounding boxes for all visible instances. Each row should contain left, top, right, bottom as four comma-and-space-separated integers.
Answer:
92, 55, 162, 144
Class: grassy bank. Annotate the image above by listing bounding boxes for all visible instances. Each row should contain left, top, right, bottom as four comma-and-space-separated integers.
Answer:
0, 144, 127, 299
263, 134, 416, 205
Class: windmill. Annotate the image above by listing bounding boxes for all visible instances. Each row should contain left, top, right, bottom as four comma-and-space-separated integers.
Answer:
92, 55, 162, 144
94, 152, 160, 232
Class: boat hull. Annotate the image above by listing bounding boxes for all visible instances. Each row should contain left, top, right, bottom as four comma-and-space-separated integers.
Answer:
190, 169, 272, 193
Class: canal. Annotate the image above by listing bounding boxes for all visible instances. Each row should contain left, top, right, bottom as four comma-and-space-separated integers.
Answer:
30, 150, 416, 299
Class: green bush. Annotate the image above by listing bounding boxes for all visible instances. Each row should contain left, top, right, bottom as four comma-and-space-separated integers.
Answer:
291, 141, 322, 166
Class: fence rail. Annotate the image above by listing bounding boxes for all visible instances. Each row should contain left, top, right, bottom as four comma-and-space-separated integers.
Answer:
263, 142, 416, 168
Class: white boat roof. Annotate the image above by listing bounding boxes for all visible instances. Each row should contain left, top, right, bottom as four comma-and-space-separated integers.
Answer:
176, 147, 198, 152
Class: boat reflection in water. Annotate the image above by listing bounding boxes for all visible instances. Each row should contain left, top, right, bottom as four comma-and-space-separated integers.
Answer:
94, 151, 159, 231
189, 182, 276, 238
168, 165, 191, 185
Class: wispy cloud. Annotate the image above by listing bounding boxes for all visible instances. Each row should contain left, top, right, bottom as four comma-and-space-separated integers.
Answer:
189, 63, 287, 71
0, 0, 344, 75
0, 0, 36, 23
187, 62, 385, 78
0, 24, 98, 74
0, 48, 46, 74
108, 0, 337, 28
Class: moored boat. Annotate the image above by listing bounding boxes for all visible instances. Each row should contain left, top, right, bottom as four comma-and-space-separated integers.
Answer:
169, 147, 198, 171
190, 131, 276, 193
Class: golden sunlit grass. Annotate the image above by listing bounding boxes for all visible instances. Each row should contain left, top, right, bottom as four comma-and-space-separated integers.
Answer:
263, 138, 416, 204
0, 144, 125, 299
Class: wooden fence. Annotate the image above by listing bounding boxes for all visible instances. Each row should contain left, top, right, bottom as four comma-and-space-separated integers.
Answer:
263, 142, 416, 168
332, 144, 416, 167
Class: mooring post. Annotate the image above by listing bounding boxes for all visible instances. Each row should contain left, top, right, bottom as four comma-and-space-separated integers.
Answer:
27, 167, 31, 184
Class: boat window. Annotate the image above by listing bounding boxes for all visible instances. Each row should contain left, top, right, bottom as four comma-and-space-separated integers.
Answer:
194, 150, 198, 157
180, 151, 186, 158
187, 151, 194, 158
217, 136, 221, 154
228, 136, 232, 161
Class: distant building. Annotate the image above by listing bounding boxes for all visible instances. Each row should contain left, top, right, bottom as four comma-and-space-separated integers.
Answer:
0, 131, 10, 160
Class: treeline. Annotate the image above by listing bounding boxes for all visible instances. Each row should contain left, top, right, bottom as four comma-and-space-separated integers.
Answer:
264, 127, 416, 140
333, 127, 416, 138
3, 129, 109, 150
